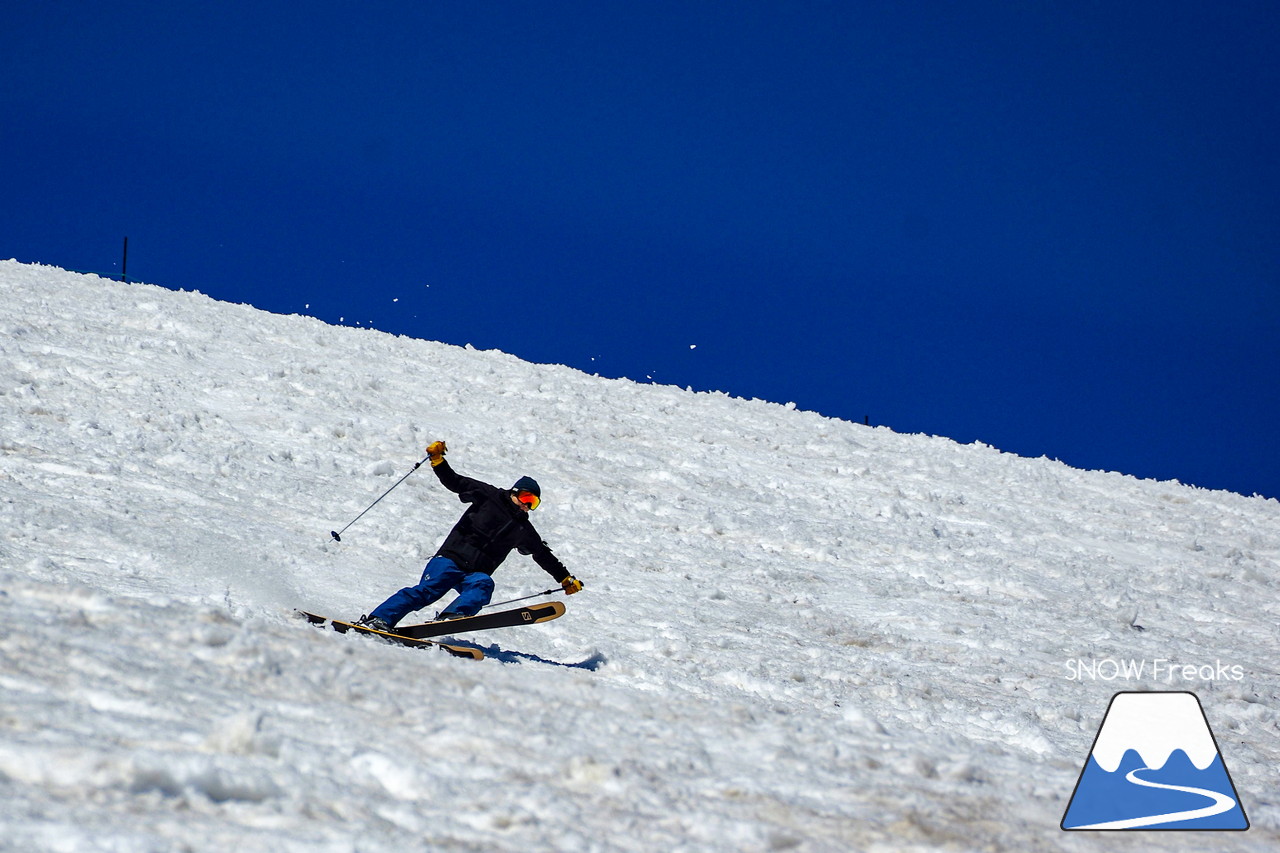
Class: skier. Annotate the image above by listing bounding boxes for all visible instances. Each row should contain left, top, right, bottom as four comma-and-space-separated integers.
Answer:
357, 441, 583, 632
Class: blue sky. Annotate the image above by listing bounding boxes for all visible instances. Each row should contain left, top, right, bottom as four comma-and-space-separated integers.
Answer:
4, 2, 1278, 499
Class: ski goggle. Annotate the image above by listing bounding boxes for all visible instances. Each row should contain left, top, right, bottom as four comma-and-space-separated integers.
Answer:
515, 490, 541, 511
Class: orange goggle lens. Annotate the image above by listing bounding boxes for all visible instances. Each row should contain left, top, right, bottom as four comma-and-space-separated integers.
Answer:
516, 490, 540, 511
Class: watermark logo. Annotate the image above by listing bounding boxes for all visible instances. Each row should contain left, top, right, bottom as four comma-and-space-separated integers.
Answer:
1064, 658, 1243, 683
1062, 692, 1249, 830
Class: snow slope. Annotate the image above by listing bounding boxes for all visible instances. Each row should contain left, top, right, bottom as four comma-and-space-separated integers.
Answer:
1, 259, 1277, 852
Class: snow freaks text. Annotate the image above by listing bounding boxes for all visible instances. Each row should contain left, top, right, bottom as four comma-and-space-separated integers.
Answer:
1064, 658, 1244, 683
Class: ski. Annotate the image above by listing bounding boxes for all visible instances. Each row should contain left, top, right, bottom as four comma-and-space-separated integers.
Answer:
297, 611, 484, 660
396, 600, 566, 639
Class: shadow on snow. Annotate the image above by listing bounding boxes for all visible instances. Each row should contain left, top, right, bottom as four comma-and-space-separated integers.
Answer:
450, 640, 607, 670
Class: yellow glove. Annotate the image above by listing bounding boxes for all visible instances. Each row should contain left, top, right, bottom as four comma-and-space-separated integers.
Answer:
561, 575, 584, 595
426, 440, 448, 467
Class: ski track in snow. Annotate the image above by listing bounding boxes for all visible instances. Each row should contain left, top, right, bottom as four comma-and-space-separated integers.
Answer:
1, 260, 1278, 851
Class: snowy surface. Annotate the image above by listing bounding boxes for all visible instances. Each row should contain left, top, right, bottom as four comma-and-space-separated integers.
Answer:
1, 259, 1278, 851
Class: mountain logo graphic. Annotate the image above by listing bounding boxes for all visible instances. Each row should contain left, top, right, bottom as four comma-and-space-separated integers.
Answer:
1062, 691, 1249, 830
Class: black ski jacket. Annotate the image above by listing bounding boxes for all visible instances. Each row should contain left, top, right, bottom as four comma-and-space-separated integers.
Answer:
431, 460, 569, 582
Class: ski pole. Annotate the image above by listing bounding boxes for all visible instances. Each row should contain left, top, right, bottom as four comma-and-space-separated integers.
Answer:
330, 454, 429, 542
480, 588, 564, 610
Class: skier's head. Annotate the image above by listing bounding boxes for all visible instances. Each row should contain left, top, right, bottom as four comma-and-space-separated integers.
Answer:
511, 476, 541, 511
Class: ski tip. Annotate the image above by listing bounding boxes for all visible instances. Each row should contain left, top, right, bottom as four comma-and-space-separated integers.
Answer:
440, 644, 485, 661
534, 600, 567, 621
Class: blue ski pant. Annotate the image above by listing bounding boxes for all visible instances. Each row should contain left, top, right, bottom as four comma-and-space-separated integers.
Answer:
369, 556, 495, 627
